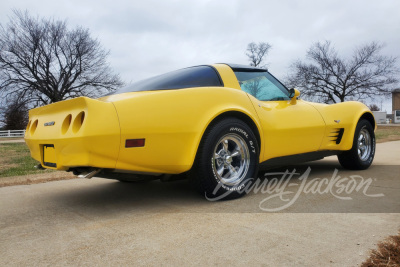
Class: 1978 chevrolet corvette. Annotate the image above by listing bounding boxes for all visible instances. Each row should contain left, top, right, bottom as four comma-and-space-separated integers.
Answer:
25, 63, 376, 199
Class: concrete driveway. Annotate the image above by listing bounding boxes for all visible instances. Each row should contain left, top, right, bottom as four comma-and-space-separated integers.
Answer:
1, 141, 399, 266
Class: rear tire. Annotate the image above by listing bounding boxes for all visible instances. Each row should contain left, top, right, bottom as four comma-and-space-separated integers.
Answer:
189, 118, 259, 200
338, 119, 375, 170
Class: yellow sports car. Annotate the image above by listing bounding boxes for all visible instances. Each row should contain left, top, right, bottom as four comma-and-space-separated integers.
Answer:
25, 63, 376, 199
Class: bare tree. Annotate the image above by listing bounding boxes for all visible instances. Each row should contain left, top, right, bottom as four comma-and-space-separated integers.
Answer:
246, 42, 272, 68
0, 97, 29, 130
287, 41, 399, 103
244, 78, 263, 99
0, 10, 123, 107
369, 104, 380, 111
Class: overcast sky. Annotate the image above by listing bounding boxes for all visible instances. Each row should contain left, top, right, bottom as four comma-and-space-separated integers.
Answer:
1, 0, 399, 111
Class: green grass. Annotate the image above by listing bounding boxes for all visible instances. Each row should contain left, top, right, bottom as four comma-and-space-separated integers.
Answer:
0, 143, 52, 177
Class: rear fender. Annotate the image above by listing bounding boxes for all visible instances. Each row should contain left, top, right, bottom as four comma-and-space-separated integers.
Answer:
112, 87, 263, 174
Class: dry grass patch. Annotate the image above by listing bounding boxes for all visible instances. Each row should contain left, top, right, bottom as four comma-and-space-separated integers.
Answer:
0, 137, 24, 141
361, 230, 400, 267
376, 126, 400, 143
0, 172, 76, 187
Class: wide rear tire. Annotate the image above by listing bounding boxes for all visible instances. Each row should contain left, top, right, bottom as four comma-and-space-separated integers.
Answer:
189, 118, 259, 200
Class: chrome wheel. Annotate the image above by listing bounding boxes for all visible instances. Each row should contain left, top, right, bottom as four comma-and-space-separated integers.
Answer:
357, 127, 372, 161
212, 133, 250, 186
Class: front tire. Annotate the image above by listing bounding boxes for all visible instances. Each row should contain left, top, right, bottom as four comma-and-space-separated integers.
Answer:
189, 118, 259, 200
338, 119, 375, 170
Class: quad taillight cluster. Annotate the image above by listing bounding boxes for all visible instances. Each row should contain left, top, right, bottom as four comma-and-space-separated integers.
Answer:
26, 111, 86, 135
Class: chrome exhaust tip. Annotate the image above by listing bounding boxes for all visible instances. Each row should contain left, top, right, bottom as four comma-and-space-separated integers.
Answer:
78, 169, 102, 179
34, 164, 45, 170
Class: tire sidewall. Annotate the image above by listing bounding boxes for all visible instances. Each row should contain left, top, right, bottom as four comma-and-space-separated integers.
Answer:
354, 120, 375, 168
203, 120, 259, 199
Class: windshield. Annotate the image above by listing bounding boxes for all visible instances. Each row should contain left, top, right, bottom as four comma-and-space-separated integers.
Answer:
113, 65, 222, 95
234, 71, 290, 101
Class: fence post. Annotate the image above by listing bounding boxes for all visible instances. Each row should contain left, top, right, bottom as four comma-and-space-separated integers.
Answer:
8, 130, 11, 137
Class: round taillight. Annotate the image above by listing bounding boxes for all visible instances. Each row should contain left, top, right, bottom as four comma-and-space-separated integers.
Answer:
26, 120, 31, 132
62, 114, 72, 134
72, 111, 85, 133
30, 120, 38, 134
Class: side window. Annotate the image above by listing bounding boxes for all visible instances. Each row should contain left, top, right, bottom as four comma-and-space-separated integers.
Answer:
234, 71, 290, 101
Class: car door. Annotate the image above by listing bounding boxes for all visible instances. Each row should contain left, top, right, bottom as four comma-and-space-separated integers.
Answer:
234, 70, 326, 162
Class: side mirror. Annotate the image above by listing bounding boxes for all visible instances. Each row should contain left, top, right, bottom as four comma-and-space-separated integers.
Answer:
289, 88, 300, 104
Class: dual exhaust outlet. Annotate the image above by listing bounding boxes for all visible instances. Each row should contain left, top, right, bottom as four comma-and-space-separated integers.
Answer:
34, 164, 101, 179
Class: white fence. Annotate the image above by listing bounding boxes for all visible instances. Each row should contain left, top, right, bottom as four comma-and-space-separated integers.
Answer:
0, 130, 26, 138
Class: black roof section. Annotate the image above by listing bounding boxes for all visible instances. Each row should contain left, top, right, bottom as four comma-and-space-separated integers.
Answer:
220, 63, 268, 72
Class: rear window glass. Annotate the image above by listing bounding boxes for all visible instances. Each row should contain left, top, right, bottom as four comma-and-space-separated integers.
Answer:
114, 66, 222, 94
